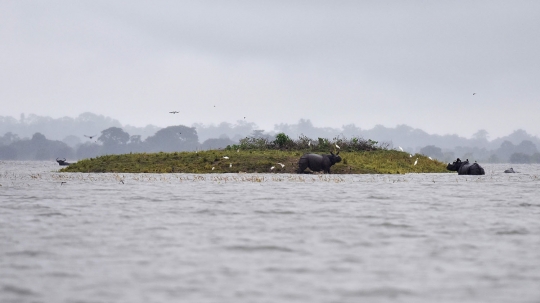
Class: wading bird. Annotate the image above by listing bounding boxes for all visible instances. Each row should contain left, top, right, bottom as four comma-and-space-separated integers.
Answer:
223, 156, 229, 159
414, 158, 418, 166
398, 146, 403, 152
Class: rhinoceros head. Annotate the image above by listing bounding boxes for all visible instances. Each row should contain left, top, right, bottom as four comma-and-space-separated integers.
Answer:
330, 151, 342, 164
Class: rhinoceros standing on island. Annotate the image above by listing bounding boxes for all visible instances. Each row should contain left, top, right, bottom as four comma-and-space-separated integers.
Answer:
297, 152, 341, 174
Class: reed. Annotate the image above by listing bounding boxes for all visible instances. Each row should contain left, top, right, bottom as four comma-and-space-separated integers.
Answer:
60, 150, 449, 174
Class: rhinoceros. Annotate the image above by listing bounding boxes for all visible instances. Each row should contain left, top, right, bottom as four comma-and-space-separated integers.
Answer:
446, 158, 485, 175
56, 158, 71, 166
297, 152, 341, 174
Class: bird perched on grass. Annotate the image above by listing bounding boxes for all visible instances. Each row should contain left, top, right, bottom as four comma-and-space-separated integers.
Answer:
398, 146, 403, 152
335, 144, 340, 149
223, 156, 229, 159
414, 158, 418, 166
270, 166, 275, 170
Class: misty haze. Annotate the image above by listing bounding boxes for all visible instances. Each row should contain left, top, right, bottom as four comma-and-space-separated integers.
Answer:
1, 112, 540, 164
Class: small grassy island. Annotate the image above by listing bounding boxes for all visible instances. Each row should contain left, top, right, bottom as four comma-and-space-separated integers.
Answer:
61, 137, 449, 174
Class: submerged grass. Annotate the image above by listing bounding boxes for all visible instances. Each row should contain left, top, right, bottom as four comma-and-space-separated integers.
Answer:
60, 150, 449, 174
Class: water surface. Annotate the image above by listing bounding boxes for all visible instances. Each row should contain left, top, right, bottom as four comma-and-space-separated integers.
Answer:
1, 161, 539, 302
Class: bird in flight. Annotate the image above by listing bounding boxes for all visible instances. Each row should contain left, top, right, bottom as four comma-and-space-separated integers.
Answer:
277, 163, 285, 168
169, 111, 179, 114
473, 93, 476, 95
84, 134, 97, 139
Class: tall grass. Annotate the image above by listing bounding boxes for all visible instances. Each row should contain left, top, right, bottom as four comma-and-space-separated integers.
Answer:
61, 149, 448, 174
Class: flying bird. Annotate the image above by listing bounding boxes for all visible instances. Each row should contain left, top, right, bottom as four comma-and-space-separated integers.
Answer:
84, 134, 97, 139
169, 111, 179, 114
472, 93, 476, 95
414, 158, 418, 166
277, 163, 285, 168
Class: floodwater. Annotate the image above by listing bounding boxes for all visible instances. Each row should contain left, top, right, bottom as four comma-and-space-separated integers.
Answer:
1, 161, 539, 303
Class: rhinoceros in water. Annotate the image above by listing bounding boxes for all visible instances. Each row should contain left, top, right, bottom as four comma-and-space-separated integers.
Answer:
297, 152, 341, 174
446, 158, 485, 175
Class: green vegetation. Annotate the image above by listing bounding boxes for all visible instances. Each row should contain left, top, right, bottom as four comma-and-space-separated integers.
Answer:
60, 150, 449, 174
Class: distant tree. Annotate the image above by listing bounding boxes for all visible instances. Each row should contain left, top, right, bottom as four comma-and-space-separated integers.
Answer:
144, 125, 198, 152
98, 127, 130, 146
495, 141, 515, 162
510, 153, 531, 164
419, 145, 444, 160
98, 127, 130, 154
0, 132, 20, 145
0, 145, 17, 160
472, 129, 489, 141
530, 153, 540, 163
515, 140, 538, 155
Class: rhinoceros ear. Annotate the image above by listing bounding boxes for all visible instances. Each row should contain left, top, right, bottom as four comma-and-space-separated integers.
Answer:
330, 151, 334, 156
336, 151, 340, 155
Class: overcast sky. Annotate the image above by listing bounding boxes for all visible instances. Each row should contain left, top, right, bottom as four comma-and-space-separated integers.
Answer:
2, 1, 539, 139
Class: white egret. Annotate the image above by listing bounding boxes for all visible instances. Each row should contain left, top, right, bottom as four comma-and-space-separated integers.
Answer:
335, 144, 340, 149
277, 163, 285, 168
212, 167, 215, 170
229, 163, 232, 168
398, 146, 403, 152
270, 166, 275, 170
223, 156, 229, 159
414, 158, 418, 166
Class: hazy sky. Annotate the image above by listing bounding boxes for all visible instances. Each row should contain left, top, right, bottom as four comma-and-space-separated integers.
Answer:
2, 1, 539, 138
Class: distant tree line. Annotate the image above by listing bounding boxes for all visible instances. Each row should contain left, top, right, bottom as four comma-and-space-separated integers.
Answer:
1, 125, 201, 160
2, 114, 540, 163
0, 126, 387, 161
